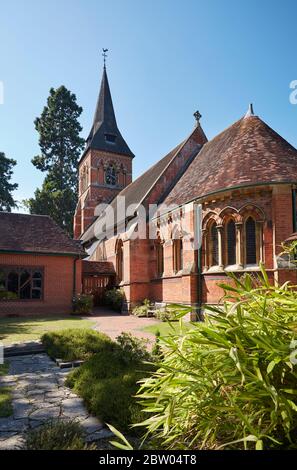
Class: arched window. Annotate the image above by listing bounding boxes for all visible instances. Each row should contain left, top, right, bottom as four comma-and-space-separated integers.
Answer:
156, 237, 164, 277
210, 223, 219, 266
20, 270, 31, 299
245, 217, 257, 264
116, 240, 124, 283
105, 164, 117, 186
7, 271, 18, 294
173, 238, 183, 272
227, 220, 236, 265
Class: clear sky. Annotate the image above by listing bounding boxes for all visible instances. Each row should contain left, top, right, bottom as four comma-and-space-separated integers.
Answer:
0, 0, 296, 211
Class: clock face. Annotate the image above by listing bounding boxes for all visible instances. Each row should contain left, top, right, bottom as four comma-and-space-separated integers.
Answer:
105, 166, 117, 186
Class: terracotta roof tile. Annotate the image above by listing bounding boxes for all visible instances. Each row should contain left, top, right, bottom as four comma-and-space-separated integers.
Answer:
82, 260, 115, 275
164, 116, 297, 207
0, 212, 85, 256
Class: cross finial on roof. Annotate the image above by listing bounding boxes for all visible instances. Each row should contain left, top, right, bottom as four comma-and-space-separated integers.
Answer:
102, 48, 108, 68
244, 103, 255, 118
194, 110, 202, 125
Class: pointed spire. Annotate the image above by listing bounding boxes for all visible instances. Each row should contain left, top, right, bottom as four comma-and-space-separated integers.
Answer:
85, 61, 134, 158
244, 103, 255, 118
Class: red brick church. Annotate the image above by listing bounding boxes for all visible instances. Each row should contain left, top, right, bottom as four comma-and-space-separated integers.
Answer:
1, 64, 297, 316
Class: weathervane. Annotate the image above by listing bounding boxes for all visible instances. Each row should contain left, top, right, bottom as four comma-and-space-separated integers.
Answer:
102, 48, 108, 68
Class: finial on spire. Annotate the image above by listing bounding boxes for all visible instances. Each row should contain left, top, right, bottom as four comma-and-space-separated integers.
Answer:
194, 110, 202, 126
102, 48, 108, 68
244, 103, 255, 118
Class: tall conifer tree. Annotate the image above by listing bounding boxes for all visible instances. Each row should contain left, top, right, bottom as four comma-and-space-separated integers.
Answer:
26, 86, 84, 235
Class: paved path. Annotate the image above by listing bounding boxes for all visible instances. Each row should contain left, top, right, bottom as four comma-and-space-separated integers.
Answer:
0, 354, 109, 450
90, 308, 160, 344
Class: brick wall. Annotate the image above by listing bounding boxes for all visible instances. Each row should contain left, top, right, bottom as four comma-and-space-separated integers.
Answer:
0, 253, 82, 317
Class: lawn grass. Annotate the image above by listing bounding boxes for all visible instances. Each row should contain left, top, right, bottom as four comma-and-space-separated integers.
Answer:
0, 316, 95, 345
141, 320, 191, 337
0, 363, 12, 418
0, 386, 12, 417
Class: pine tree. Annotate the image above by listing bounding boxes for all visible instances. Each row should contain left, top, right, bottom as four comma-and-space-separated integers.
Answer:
0, 152, 18, 211
25, 86, 84, 235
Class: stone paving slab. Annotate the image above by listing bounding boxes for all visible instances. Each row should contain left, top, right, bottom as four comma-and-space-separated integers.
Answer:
0, 353, 106, 450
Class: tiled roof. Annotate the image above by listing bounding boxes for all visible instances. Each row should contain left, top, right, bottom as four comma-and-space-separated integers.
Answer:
0, 212, 85, 256
80, 67, 134, 162
82, 260, 115, 275
81, 139, 186, 243
164, 115, 297, 207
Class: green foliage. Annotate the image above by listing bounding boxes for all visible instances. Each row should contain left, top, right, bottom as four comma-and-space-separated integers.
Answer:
0, 387, 12, 418
281, 240, 297, 265
72, 294, 93, 315
0, 290, 18, 300
0, 362, 12, 418
24, 86, 84, 235
65, 332, 153, 433
115, 332, 151, 364
23, 420, 93, 450
151, 330, 163, 360
155, 304, 191, 322
0, 152, 18, 211
136, 266, 297, 450
104, 288, 125, 312
107, 423, 134, 450
0, 363, 9, 376
132, 299, 151, 317
42, 328, 113, 361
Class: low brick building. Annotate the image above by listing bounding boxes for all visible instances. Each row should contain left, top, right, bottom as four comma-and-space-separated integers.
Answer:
0, 213, 85, 316
75, 67, 297, 315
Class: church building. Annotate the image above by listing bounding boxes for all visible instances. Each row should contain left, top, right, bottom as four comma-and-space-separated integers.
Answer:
74, 64, 297, 315
1, 64, 297, 318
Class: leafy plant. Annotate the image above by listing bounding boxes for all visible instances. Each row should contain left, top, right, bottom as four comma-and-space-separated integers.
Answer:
72, 294, 93, 315
155, 304, 191, 322
135, 265, 297, 450
115, 332, 150, 364
65, 331, 154, 433
132, 299, 152, 317
104, 288, 125, 312
0, 291, 18, 301
42, 328, 114, 361
23, 419, 94, 450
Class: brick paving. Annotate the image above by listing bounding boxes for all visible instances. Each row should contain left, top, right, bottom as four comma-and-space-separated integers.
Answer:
90, 308, 160, 343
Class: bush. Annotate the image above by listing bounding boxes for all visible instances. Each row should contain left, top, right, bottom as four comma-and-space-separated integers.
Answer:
115, 332, 151, 364
72, 294, 93, 315
23, 420, 92, 450
104, 288, 125, 312
132, 299, 151, 317
136, 266, 297, 450
66, 336, 154, 433
0, 291, 18, 300
42, 328, 114, 361
155, 304, 191, 322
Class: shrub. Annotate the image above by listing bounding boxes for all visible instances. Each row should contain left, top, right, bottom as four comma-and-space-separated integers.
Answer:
0, 387, 12, 418
42, 328, 114, 361
155, 303, 191, 322
104, 288, 125, 312
66, 336, 154, 433
115, 332, 151, 364
72, 294, 93, 315
132, 299, 151, 317
0, 291, 18, 300
136, 266, 297, 450
23, 420, 92, 450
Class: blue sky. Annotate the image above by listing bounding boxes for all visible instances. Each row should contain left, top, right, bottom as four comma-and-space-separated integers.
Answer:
0, 0, 296, 210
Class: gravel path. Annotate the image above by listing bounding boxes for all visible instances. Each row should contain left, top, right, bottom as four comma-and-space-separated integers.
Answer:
0, 354, 110, 450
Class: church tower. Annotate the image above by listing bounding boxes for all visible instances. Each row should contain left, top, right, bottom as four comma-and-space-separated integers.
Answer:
74, 61, 134, 239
